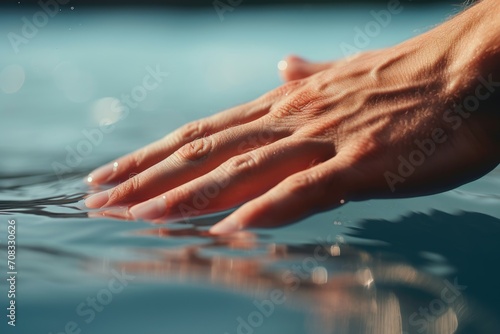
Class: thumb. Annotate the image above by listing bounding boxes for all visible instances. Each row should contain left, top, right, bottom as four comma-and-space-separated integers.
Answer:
278, 55, 335, 82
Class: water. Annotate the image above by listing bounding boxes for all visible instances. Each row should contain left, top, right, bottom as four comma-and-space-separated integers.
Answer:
1, 4, 500, 334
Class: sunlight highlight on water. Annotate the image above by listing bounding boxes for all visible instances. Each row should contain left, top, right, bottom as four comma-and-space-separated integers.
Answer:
90, 97, 125, 125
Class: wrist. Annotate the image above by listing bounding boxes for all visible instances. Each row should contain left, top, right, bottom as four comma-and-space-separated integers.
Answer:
410, 0, 500, 149
444, 0, 500, 93
455, 0, 500, 147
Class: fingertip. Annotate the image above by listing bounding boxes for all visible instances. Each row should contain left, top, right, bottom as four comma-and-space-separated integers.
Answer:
278, 55, 305, 73
283, 55, 308, 65
278, 55, 310, 82
87, 207, 131, 219
209, 218, 241, 235
84, 174, 95, 184
129, 197, 166, 221
84, 190, 110, 209
86, 161, 118, 185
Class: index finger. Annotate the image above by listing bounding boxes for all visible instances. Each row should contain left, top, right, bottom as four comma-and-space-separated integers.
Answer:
85, 99, 272, 185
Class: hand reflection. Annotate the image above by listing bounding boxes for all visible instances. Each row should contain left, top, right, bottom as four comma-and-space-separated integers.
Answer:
87, 222, 475, 334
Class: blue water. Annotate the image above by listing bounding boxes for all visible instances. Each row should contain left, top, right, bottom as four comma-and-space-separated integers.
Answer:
1, 4, 500, 334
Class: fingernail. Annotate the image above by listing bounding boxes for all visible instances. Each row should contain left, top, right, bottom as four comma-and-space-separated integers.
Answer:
86, 161, 118, 184
88, 207, 131, 220
130, 198, 166, 220
85, 190, 110, 209
210, 219, 240, 235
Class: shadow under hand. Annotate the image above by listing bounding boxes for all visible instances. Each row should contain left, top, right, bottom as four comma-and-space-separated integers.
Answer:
347, 211, 500, 306
347, 210, 500, 334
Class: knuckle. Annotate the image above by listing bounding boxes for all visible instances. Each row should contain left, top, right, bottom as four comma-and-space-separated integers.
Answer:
108, 175, 141, 203
237, 131, 275, 154
177, 120, 209, 143
176, 136, 213, 162
263, 80, 304, 102
288, 89, 316, 109
285, 172, 323, 196
224, 153, 260, 176
273, 80, 304, 96
270, 89, 325, 119
128, 149, 148, 171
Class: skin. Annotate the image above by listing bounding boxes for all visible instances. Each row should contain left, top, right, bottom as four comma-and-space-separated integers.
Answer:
85, 0, 500, 234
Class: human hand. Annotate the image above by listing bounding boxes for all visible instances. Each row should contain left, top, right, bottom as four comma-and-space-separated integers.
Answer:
85, 1, 500, 233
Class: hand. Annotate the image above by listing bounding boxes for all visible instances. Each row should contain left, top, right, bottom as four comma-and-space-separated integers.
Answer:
85, 1, 500, 233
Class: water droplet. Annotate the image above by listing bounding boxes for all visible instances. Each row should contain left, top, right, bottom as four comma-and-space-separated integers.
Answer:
112, 162, 119, 172
70, 6, 74, 10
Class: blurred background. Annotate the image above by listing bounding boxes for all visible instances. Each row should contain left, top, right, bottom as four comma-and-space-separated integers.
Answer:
2, 0, 499, 333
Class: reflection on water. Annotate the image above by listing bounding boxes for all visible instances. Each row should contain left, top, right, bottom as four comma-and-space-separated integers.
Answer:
348, 211, 500, 333
0, 172, 87, 218
90, 212, 499, 334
